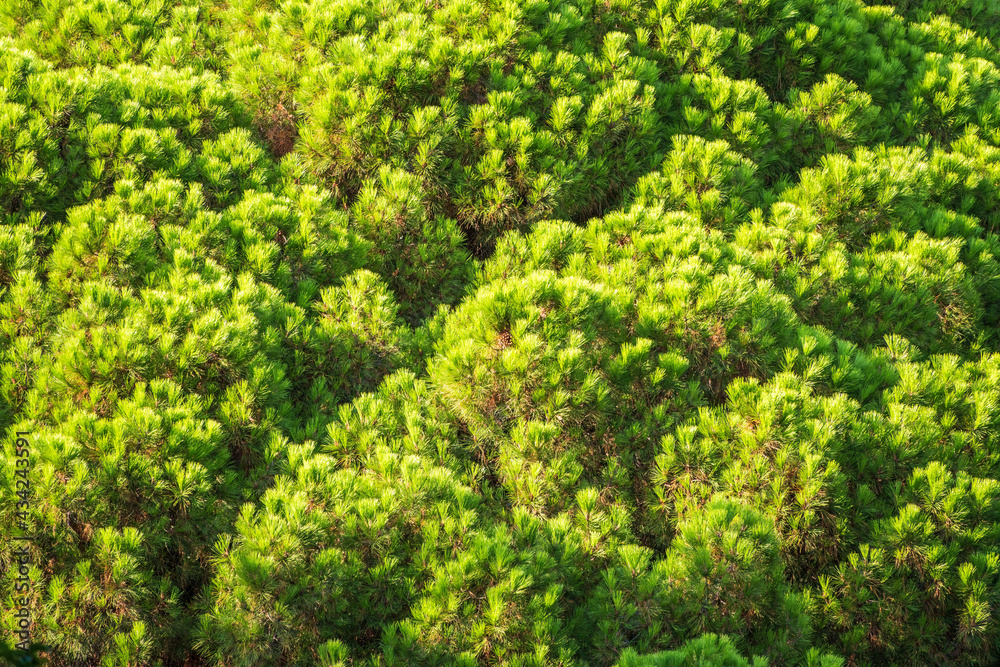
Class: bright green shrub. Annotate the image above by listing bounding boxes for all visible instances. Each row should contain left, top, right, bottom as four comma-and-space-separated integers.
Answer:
195, 447, 480, 664
895, 0, 1000, 45
778, 74, 887, 171
666, 75, 779, 181
582, 500, 816, 665
0, 45, 254, 233
429, 209, 800, 523
616, 634, 768, 667
320, 368, 477, 485
0, 378, 242, 662
382, 522, 579, 666
631, 135, 761, 231
815, 462, 1000, 666
286, 269, 413, 429
0, 0, 224, 70
351, 167, 474, 322
647, 372, 848, 579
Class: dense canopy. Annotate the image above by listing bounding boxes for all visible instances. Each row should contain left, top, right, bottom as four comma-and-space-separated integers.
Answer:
3, 0, 1000, 665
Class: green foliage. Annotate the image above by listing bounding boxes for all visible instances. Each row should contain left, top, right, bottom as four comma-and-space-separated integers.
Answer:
816, 462, 1000, 665
6, 0, 1000, 665
617, 634, 766, 667
632, 135, 761, 230
196, 447, 480, 664
351, 167, 474, 322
